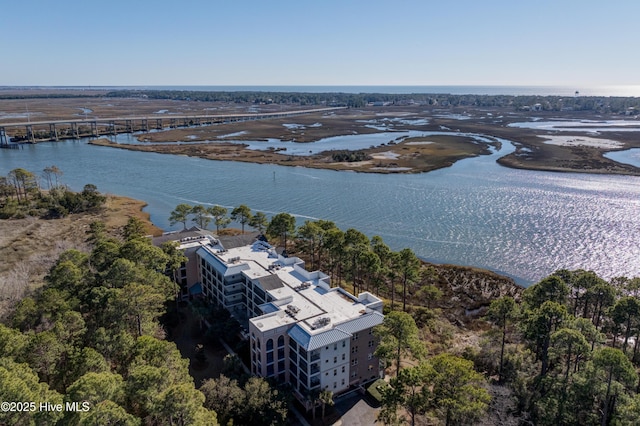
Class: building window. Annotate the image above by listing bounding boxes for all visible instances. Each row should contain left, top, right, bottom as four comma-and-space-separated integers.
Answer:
341, 366, 345, 373
334, 356, 337, 364
334, 343, 337, 350
351, 346, 358, 354
368, 340, 374, 348
352, 359, 358, 366
334, 369, 337, 376
368, 353, 373, 360
278, 335, 285, 347
342, 341, 346, 348
341, 378, 345, 386
333, 382, 337, 389
342, 354, 345, 361
368, 365, 374, 372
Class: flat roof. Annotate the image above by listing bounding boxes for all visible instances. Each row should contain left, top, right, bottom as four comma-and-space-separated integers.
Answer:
200, 240, 383, 338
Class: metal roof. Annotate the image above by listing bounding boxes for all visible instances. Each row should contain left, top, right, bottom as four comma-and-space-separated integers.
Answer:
335, 311, 384, 334
288, 324, 351, 351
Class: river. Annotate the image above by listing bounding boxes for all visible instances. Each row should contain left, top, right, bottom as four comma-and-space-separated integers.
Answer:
1, 135, 639, 285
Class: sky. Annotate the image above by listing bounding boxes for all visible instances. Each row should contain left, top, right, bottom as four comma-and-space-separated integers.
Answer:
1, 1, 639, 87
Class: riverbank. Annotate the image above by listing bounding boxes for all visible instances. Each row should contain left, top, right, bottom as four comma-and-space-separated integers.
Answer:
89, 132, 495, 174
3, 94, 640, 175
93, 106, 640, 176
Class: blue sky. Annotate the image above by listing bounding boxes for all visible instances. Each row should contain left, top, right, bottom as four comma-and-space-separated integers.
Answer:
1, 1, 639, 87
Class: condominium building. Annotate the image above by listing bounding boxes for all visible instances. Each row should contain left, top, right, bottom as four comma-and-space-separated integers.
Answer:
196, 238, 385, 400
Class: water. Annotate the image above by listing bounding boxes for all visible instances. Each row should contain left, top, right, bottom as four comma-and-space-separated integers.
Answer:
604, 148, 640, 168
1, 137, 639, 285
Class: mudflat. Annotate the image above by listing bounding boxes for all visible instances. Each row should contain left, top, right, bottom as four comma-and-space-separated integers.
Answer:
3, 90, 640, 175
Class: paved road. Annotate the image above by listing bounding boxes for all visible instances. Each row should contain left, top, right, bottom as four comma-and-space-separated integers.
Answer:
332, 393, 380, 426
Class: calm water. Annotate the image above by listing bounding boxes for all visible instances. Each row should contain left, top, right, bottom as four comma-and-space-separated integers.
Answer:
1, 137, 639, 285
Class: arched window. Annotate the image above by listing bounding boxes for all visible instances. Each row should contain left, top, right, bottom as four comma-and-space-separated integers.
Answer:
266, 338, 274, 351
278, 335, 285, 348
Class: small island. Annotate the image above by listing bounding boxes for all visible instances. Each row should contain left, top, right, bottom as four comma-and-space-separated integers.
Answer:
2, 88, 640, 175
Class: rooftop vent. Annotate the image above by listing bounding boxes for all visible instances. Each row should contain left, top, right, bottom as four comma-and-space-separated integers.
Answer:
311, 317, 331, 330
285, 305, 300, 316
295, 281, 312, 291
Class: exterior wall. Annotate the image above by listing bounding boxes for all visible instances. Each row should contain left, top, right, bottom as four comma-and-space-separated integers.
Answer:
349, 327, 382, 384
318, 339, 350, 393
249, 321, 290, 382
196, 243, 384, 400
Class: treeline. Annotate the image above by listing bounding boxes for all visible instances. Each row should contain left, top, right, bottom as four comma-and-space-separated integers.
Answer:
331, 150, 370, 162
170, 202, 433, 312
172, 202, 640, 424
106, 89, 640, 113
475, 270, 640, 425
0, 216, 221, 425
0, 167, 106, 219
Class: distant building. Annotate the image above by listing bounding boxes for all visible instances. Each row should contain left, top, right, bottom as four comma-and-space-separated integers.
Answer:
196, 238, 385, 402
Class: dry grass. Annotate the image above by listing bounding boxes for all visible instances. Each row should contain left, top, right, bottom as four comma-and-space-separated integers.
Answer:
0, 195, 162, 318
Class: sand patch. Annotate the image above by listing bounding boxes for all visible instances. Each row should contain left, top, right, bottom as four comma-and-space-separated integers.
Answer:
371, 151, 400, 160
405, 141, 434, 146
543, 135, 624, 149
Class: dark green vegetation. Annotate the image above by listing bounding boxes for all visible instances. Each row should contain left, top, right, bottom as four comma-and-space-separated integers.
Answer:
0, 216, 222, 425
331, 150, 370, 162
474, 271, 640, 426
0, 167, 106, 219
172, 203, 640, 425
103, 90, 640, 114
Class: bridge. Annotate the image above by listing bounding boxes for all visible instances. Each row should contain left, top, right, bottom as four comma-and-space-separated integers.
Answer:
0, 106, 346, 147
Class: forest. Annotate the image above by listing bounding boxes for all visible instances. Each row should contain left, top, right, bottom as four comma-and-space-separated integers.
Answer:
104, 89, 640, 113
2, 89, 639, 113
2, 181, 640, 425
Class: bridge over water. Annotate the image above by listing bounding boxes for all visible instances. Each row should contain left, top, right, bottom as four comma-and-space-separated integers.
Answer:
0, 106, 346, 146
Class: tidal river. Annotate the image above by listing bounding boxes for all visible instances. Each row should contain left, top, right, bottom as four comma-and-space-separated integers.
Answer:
1, 136, 639, 285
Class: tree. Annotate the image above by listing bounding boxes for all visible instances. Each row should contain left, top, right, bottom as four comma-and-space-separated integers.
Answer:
75, 400, 141, 426
169, 203, 193, 230
116, 283, 169, 337
593, 347, 638, 426
8, 168, 38, 202
521, 300, 568, 377
191, 204, 211, 229
396, 248, 420, 312
201, 375, 244, 426
425, 354, 491, 426
318, 389, 334, 422
267, 212, 296, 251
609, 296, 640, 353
383, 364, 430, 426
65, 371, 125, 407
240, 376, 288, 426
123, 216, 148, 241
42, 165, 63, 190
297, 220, 323, 270
249, 211, 268, 234
0, 358, 64, 426
231, 204, 252, 234
374, 311, 426, 377
523, 275, 569, 310
80, 184, 106, 211
486, 296, 518, 383
207, 205, 230, 233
